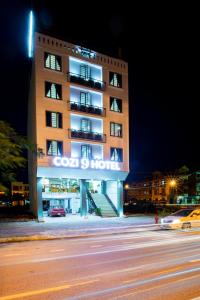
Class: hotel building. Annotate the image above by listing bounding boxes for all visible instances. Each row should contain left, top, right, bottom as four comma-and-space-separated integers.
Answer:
28, 32, 129, 219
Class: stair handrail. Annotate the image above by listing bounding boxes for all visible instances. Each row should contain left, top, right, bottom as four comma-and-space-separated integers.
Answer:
104, 194, 119, 216
86, 189, 103, 217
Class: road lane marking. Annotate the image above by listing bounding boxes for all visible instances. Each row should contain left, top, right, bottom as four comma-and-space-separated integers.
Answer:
123, 265, 186, 284
90, 245, 103, 248
65, 268, 200, 300
50, 249, 65, 252
4, 253, 24, 257
0, 279, 98, 300
28, 235, 200, 263
111, 273, 200, 299
190, 259, 200, 263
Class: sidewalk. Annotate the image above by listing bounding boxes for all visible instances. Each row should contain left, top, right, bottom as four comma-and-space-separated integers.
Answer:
0, 215, 157, 243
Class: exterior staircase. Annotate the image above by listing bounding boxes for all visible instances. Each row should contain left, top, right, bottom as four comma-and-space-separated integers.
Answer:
90, 193, 118, 217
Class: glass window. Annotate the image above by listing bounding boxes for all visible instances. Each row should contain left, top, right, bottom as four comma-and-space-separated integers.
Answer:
110, 122, 122, 137
81, 119, 91, 132
44, 52, 61, 71
80, 64, 91, 80
46, 111, 62, 128
80, 92, 91, 106
47, 140, 63, 156
81, 144, 92, 159
45, 82, 62, 99
109, 72, 122, 88
110, 97, 122, 112
110, 148, 123, 162
171, 209, 193, 217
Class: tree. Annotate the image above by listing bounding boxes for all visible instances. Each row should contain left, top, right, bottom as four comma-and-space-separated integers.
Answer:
0, 121, 27, 192
176, 165, 190, 175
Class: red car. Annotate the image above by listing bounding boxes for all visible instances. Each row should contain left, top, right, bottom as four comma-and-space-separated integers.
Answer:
47, 206, 66, 217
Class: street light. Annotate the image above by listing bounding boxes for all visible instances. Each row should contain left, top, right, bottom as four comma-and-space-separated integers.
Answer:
124, 184, 129, 206
124, 184, 129, 190
170, 179, 176, 187
169, 179, 177, 204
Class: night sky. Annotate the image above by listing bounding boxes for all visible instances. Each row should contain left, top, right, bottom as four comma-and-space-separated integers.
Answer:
0, 1, 199, 182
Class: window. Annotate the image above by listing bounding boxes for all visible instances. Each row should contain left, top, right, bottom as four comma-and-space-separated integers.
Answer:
80, 64, 91, 80
110, 97, 122, 112
81, 119, 91, 132
80, 92, 91, 106
110, 122, 122, 137
81, 145, 92, 159
46, 111, 62, 128
44, 52, 61, 71
110, 148, 123, 162
109, 72, 122, 88
47, 140, 63, 156
45, 82, 62, 99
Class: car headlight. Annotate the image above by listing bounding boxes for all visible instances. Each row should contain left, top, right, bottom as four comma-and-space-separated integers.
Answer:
172, 219, 180, 224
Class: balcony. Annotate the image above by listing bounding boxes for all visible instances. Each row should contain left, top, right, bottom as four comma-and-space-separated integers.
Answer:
67, 72, 105, 91
68, 129, 106, 143
68, 101, 106, 117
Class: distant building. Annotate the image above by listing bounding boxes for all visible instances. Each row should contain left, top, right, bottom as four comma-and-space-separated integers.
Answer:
126, 170, 200, 205
188, 171, 200, 201
11, 182, 29, 206
11, 182, 29, 198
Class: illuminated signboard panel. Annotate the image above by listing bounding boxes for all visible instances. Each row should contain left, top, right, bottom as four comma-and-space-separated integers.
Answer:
53, 157, 120, 171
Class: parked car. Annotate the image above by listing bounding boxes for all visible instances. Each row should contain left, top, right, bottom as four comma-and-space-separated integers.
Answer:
160, 208, 200, 229
47, 206, 66, 217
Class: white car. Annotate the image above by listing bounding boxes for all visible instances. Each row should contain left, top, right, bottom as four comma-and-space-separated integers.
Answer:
160, 208, 200, 229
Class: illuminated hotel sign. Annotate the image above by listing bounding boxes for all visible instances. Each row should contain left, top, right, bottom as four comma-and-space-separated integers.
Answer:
53, 157, 120, 171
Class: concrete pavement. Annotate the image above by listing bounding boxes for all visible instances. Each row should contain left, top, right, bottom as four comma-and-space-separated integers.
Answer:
0, 214, 157, 243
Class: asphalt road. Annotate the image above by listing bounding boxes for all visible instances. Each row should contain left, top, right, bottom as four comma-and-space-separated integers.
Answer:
0, 228, 200, 300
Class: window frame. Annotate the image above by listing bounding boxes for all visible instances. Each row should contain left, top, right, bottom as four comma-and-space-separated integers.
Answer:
110, 122, 123, 137
45, 81, 62, 100
46, 140, 63, 156
46, 111, 63, 129
110, 147, 123, 162
81, 118, 92, 132
109, 72, 122, 88
44, 52, 62, 72
81, 144, 92, 159
110, 97, 122, 113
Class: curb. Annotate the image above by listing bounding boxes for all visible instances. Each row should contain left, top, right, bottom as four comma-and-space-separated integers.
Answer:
0, 225, 158, 243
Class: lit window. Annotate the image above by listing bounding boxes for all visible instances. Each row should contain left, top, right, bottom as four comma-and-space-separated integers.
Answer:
80, 92, 91, 106
110, 97, 122, 112
47, 140, 63, 156
44, 52, 61, 71
80, 64, 91, 80
110, 148, 123, 162
81, 145, 92, 159
46, 111, 62, 128
109, 72, 122, 88
110, 122, 122, 137
81, 119, 91, 132
45, 82, 62, 99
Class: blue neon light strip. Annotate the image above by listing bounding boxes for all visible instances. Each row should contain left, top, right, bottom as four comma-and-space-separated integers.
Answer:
28, 11, 34, 58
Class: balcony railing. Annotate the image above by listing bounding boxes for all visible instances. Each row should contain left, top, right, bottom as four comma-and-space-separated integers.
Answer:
67, 72, 105, 91
68, 129, 106, 143
68, 101, 106, 117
